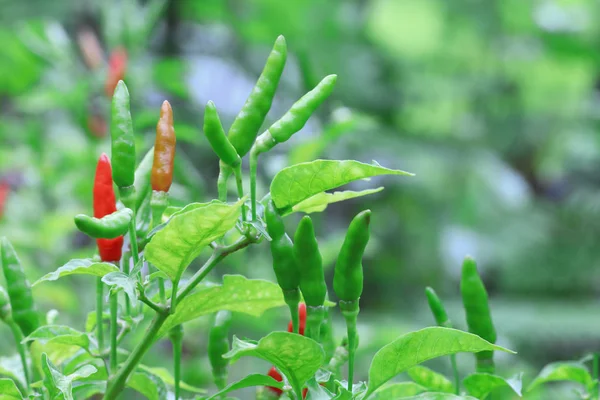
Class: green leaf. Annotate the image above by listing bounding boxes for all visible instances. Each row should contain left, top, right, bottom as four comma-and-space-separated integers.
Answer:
0, 355, 26, 394
41, 353, 97, 400
85, 311, 109, 333
463, 373, 522, 399
285, 187, 384, 215
101, 272, 138, 306
223, 332, 325, 398
370, 382, 428, 399
270, 160, 413, 209
157, 275, 286, 337
207, 374, 283, 400
72, 381, 107, 399
366, 327, 515, 396
126, 369, 168, 400
145, 198, 244, 281
138, 365, 206, 394
0, 378, 23, 400
399, 394, 478, 400
527, 361, 592, 392
33, 259, 119, 286
23, 325, 92, 353
408, 366, 454, 393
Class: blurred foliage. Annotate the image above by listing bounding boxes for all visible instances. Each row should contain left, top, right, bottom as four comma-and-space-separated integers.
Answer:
1, 0, 600, 397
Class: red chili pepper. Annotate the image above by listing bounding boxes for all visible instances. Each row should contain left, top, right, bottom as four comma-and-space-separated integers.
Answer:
105, 47, 127, 97
287, 303, 306, 335
93, 153, 123, 262
0, 181, 9, 219
266, 366, 283, 396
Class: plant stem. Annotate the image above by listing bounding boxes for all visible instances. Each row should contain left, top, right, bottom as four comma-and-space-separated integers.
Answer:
306, 305, 324, 341
594, 352, 599, 399
8, 320, 30, 391
217, 161, 233, 203
170, 325, 184, 400
249, 149, 259, 221
96, 277, 104, 351
150, 191, 168, 305
121, 251, 131, 316
283, 290, 300, 334
233, 164, 246, 222
110, 291, 119, 373
138, 290, 164, 313
103, 311, 169, 400
339, 300, 359, 391
450, 354, 459, 395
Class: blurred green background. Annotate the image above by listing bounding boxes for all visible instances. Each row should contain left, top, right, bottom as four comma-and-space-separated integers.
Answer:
1, 0, 600, 398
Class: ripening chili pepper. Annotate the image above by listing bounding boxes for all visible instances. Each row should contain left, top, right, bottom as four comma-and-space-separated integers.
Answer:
0, 180, 9, 219
110, 80, 136, 190
228, 36, 287, 157
332, 210, 370, 391
93, 154, 123, 262
460, 256, 497, 374
425, 287, 452, 328
253, 74, 337, 155
265, 200, 301, 332
287, 303, 306, 336
151, 101, 176, 193
204, 101, 241, 168
293, 216, 326, 341
0, 237, 39, 336
74, 208, 133, 239
105, 47, 127, 97
0, 285, 11, 323
208, 310, 232, 390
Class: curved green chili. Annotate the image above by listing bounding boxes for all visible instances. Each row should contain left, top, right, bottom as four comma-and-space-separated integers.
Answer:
110, 80, 136, 189
0, 285, 11, 323
228, 35, 287, 157
460, 256, 497, 374
208, 310, 232, 390
0, 237, 39, 336
204, 101, 241, 168
74, 208, 133, 239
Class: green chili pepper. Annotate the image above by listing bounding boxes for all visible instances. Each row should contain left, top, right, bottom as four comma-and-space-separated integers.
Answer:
332, 210, 370, 391
425, 287, 451, 328
253, 74, 337, 154
208, 310, 232, 390
110, 80, 136, 189
460, 256, 497, 374
293, 216, 326, 341
74, 208, 133, 239
265, 200, 301, 333
204, 101, 241, 168
0, 285, 11, 323
228, 35, 287, 157
0, 237, 39, 336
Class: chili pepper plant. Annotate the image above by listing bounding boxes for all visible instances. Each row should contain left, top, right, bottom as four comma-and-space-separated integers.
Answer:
0, 36, 591, 400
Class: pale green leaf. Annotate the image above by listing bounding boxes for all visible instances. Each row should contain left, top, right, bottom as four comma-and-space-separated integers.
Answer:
145, 198, 244, 281
408, 366, 454, 393
23, 325, 92, 353
102, 272, 138, 306
370, 382, 428, 399
527, 361, 592, 392
139, 365, 206, 394
41, 352, 98, 400
285, 187, 384, 215
72, 381, 106, 399
366, 327, 515, 396
0, 355, 26, 394
223, 332, 324, 397
463, 373, 522, 399
399, 394, 478, 400
127, 369, 168, 400
0, 378, 23, 400
270, 160, 413, 209
207, 374, 283, 400
33, 259, 119, 286
158, 275, 286, 337
85, 311, 109, 333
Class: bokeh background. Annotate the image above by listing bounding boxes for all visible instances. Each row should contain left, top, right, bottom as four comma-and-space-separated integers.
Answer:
1, 0, 600, 398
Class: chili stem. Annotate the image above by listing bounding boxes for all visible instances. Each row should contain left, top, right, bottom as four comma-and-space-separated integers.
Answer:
339, 300, 359, 391
450, 354, 459, 395
96, 277, 104, 351
8, 320, 30, 391
151, 192, 169, 305
109, 291, 119, 372
217, 162, 233, 203
283, 290, 300, 334
121, 251, 131, 316
249, 148, 259, 221
233, 164, 246, 222
170, 325, 183, 400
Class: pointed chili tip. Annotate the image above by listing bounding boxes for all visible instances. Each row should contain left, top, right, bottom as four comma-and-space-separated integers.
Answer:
462, 255, 478, 274
160, 100, 173, 123
206, 100, 216, 110
324, 74, 338, 84
98, 153, 110, 163
360, 209, 372, 224
275, 35, 286, 46
425, 286, 434, 295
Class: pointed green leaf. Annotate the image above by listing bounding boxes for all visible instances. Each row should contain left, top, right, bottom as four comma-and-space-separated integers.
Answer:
41, 353, 95, 400
463, 373, 522, 399
408, 366, 454, 393
102, 271, 138, 306
370, 382, 428, 399
33, 259, 118, 286
145, 198, 244, 281
527, 361, 592, 392
138, 365, 206, 394
0, 378, 23, 400
23, 325, 92, 353
157, 275, 286, 337
223, 332, 324, 397
126, 369, 168, 400
366, 327, 515, 396
207, 374, 283, 400
270, 160, 413, 209
0, 355, 26, 394
284, 187, 384, 215
72, 381, 107, 399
